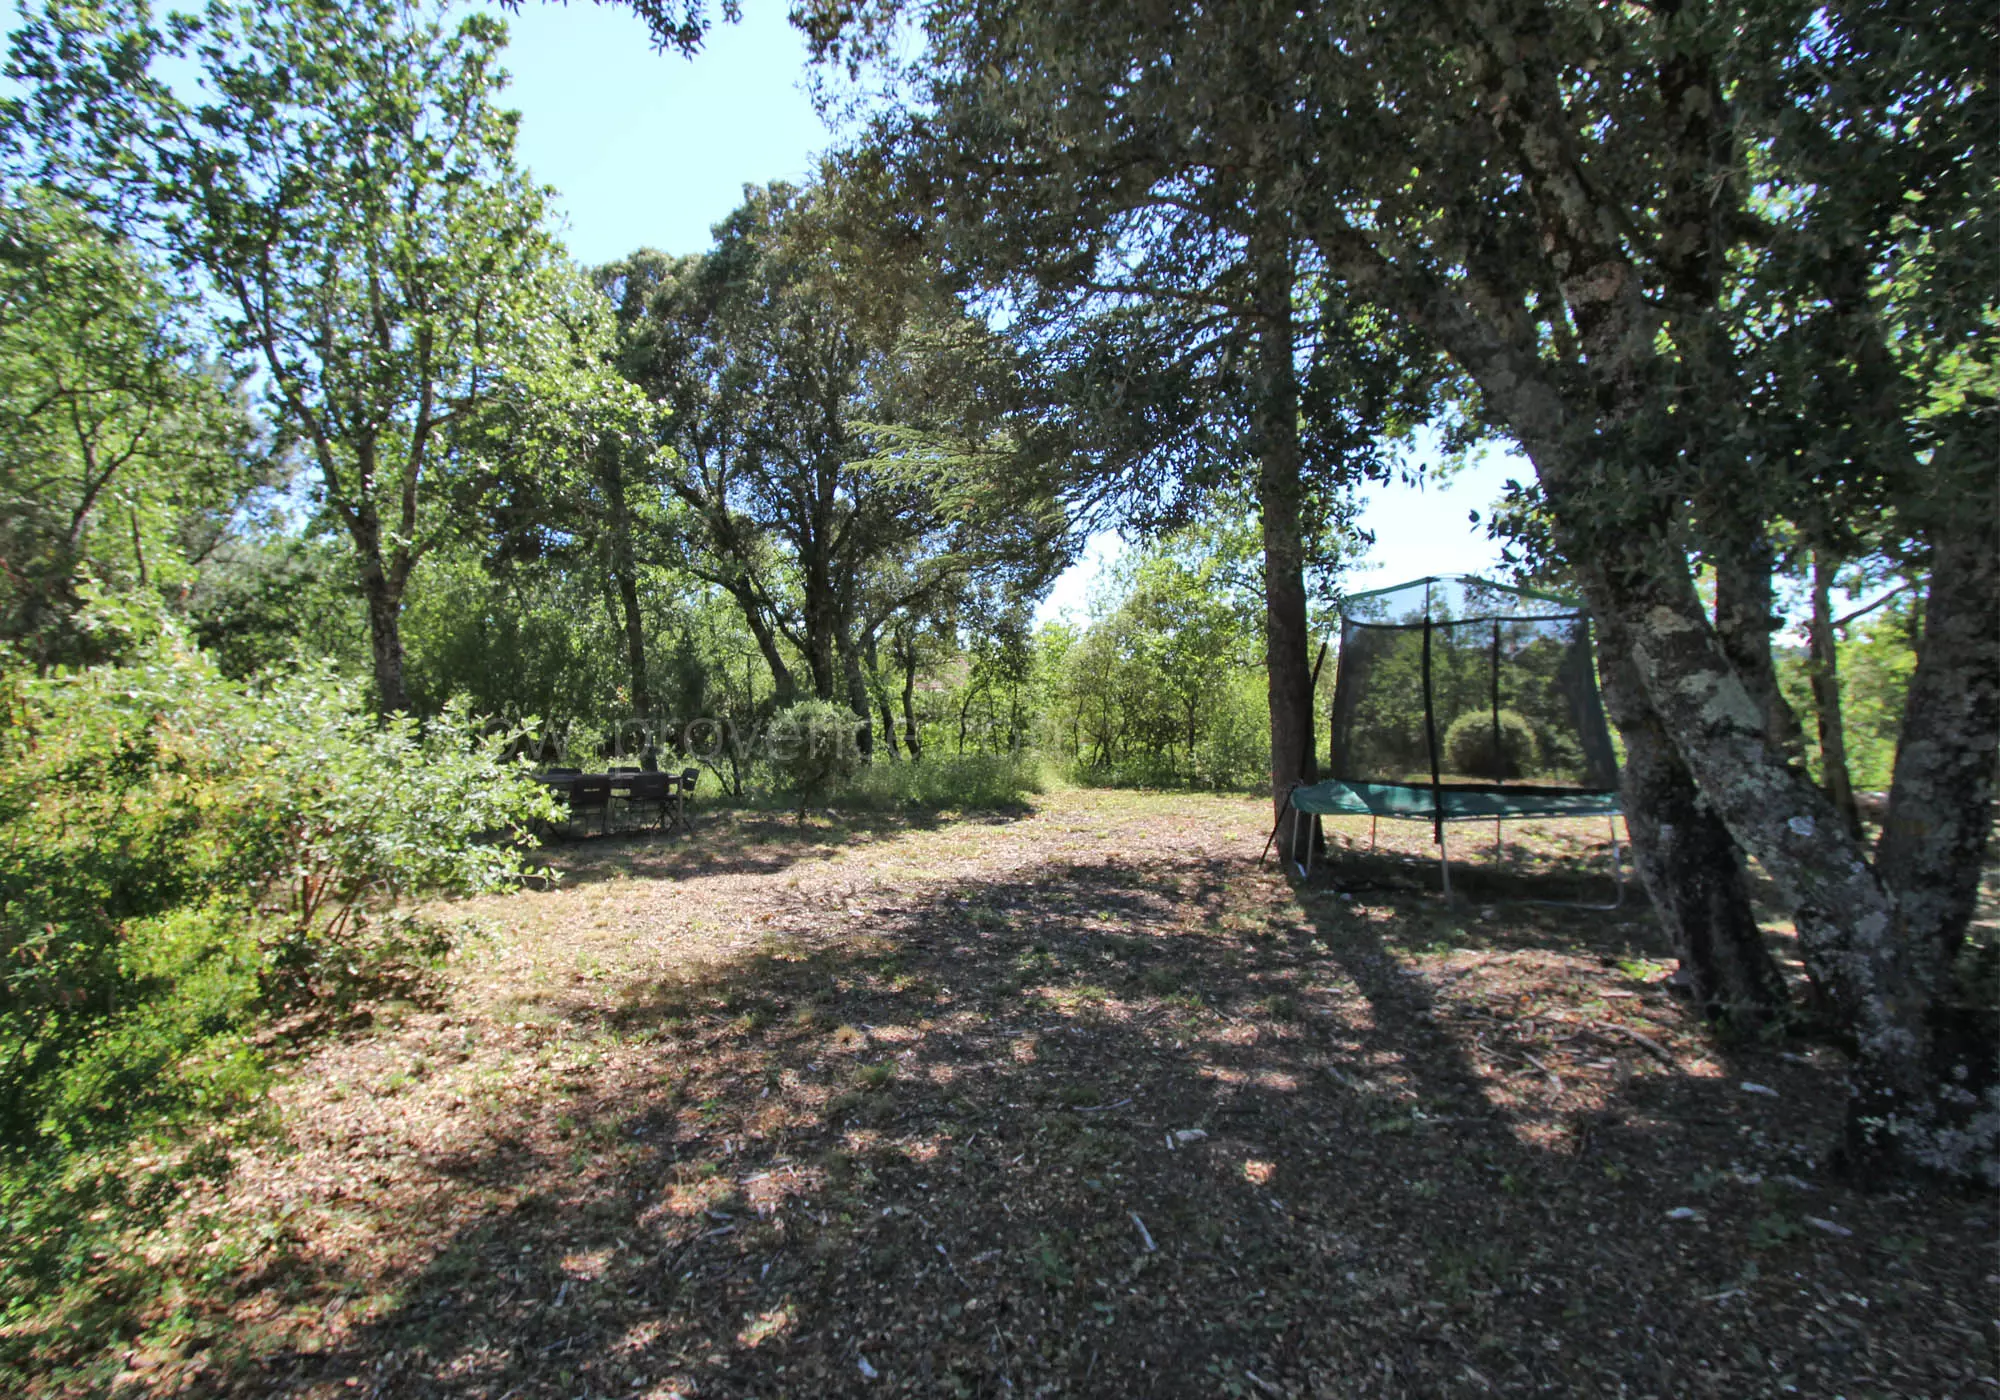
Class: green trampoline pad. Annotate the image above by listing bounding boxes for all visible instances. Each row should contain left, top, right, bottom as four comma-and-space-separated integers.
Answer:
1290, 779, 1620, 822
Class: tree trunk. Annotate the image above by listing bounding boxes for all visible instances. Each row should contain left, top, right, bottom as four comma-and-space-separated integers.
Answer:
1315, 203, 1997, 1184
601, 445, 651, 717
1874, 510, 2000, 966
1248, 219, 1316, 851
900, 645, 923, 760
1807, 551, 1863, 839
726, 581, 797, 707
840, 629, 874, 761
802, 554, 841, 701
1711, 527, 1807, 769
1596, 612, 1787, 1025
1572, 540, 1990, 1185
360, 568, 408, 714
866, 634, 900, 760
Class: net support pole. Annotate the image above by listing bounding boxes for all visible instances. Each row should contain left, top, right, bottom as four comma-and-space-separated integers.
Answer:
1421, 614, 1443, 848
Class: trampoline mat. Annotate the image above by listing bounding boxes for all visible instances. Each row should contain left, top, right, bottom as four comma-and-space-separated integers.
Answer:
1290, 778, 1620, 822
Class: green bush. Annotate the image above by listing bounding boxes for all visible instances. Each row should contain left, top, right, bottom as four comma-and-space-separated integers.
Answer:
843, 752, 1051, 810
0, 611, 555, 1312
1442, 707, 1540, 780
765, 699, 863, 817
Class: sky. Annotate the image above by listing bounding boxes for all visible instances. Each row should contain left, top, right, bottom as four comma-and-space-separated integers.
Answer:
481, 1, 830, 264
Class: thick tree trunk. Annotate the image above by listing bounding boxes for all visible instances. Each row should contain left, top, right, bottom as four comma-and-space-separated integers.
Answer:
1573, 541, 1992, 1185
1315, 221, 1996, 1181
726, 581, 797, 707
1248, 220, 1316, 851
1807, 551, 1863, 839
1875, 512, 2000, 965
1711, 528, 1807, 769
360, 568, 408, 714
802, 555, 840, 701
1596, 614, 1786, 1025
839, 630, 874, 760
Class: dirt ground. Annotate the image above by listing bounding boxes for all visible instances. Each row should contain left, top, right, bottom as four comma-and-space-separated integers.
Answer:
32, 789, 2000, 1397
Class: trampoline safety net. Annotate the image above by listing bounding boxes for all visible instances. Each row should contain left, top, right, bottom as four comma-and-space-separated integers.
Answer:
1324, 576, 1619, 824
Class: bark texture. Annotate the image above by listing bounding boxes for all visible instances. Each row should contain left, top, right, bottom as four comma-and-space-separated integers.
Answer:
1248, 223, 1316, 850
1309, 76, 1999, 1180
1874, 512, 2000, 964
1596, 624, 1786, 1025
1576, 543, 1994, 1185
360, 570, 408, 715
1711, 530, 1807, 770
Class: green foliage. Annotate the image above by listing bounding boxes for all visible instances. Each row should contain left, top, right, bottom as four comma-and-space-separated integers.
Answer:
182, 536, 367, 681
602, 176, 1061, 718
766, 700, 864, 816
0, 189, 263, 666
1040, 520, 1274, 791
841, 752, 1049, 811
1776, 594, 1920, 795
7, 0, 592, 709
1442, 708, 1540, 782
0, 606, 553, 1308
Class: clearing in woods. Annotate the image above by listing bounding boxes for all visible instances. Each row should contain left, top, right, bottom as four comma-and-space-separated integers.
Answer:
36, 789, 1997, 1397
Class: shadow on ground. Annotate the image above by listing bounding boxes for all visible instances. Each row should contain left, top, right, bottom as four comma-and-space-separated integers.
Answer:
48, 806, 1991, 1400
529, 805, 1035, 889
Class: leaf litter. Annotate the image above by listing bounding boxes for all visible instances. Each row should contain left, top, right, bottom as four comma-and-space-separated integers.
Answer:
9, 791, 1994, 1398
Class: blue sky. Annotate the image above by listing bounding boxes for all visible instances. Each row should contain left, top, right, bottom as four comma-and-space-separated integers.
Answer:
482, 1, 829, 264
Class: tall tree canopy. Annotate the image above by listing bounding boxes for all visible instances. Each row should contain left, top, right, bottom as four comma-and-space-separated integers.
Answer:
806, 15, 1451, 839
5, 0, 601, 710
602, 175, 1065, 747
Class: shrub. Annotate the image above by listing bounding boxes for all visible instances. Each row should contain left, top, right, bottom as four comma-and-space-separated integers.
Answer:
764, 699, 863, 817
0, 613, 555, 1313
1442, 707, 1540, 780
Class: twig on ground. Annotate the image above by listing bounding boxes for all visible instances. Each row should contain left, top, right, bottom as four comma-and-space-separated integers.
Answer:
1596, 1020, 1676, 1065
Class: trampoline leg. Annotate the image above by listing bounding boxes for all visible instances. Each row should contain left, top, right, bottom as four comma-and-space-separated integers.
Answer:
1369, 815, 1378, 853
1494, 817, 1503, 866
1608, 816, 1626, 908
1439, 831, 1452, 900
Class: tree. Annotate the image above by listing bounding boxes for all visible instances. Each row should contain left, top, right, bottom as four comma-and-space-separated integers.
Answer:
478, 262, 667, 716
798, 0, 1997, 1181
801, 0, 1448, 845
1279, 0, 1994, 1179
0, 189, 261, 666
7, 0, 576, 710
603, 176, 1061, 747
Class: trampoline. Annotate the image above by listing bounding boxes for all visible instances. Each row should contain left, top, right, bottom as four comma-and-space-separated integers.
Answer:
1284, 575, 1625, 900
